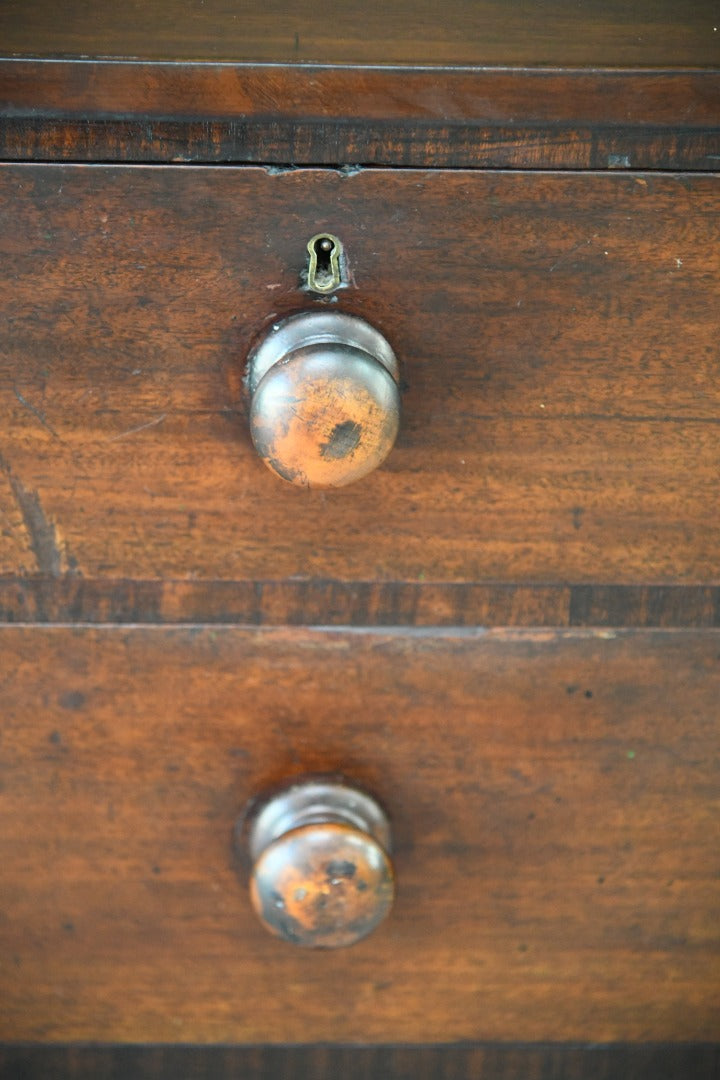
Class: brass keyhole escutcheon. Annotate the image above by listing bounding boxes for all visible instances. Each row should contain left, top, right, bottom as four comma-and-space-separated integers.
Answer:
306, 232, 343, 293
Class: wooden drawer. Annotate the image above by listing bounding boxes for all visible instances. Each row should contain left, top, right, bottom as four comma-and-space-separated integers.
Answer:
1, 165, 719, 615
1, 626, 717, 1044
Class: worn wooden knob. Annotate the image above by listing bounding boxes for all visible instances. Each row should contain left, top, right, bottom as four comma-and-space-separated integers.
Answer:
246, 312, 400, 488
243, 779, 394, 949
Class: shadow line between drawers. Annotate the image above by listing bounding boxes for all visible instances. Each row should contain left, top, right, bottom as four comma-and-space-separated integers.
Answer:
0, 577, 718, 628
0, 1041, 718, 1080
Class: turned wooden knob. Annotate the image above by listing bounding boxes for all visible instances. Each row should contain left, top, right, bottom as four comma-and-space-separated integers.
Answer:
246, 312, 400, 488
242, 778, 394, 949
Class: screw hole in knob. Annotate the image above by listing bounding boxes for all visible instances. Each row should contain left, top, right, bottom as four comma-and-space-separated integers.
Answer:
245, 312, 401, 488
237, 777, 395, 949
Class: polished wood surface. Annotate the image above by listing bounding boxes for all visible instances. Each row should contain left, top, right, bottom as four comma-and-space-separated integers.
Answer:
1, 6, 719, 1060
1, 1042, 718, 1080
4, 63, 716, 127
2, 0, 718, 169
4, 0, 719, 65
2, 63, 718, 169
1, 165, 718, 595
0, 626, 717, 1043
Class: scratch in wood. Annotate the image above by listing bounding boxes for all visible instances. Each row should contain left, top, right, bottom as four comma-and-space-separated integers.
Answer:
14, 388, 62, 441
0, 450, 66, 575
106, 414, 167, 442
548, 235, 597, 273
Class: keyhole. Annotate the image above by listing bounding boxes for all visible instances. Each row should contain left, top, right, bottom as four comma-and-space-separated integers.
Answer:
315, 236, 334, 272
306, 232, 343, 293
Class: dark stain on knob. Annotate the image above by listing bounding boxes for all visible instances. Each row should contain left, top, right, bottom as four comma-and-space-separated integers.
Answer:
320, 420, 363, 460
250, 823, 394, 949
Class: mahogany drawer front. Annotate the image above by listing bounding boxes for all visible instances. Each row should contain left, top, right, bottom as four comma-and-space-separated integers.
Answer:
0, 626, 717, 1044
1, 165, 719, 605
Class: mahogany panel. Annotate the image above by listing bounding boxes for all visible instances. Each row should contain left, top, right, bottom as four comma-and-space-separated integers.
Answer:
6, 66, 718, 127
2, 63, 718, 169
0, 165, 718, 589
3, 0, 719, 66
0, 627, 718, 1043
3, 115, 719, 172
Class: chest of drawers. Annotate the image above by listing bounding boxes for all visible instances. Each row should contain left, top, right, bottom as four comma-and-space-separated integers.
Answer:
0, 2, 719, 1077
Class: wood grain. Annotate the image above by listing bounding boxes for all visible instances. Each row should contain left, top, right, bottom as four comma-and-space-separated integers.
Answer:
0, 626, 718, 1043
0, 165, 718, 589
3, 0, 719, 65
2, 63, 718, 169
0, 1043, 718, 1080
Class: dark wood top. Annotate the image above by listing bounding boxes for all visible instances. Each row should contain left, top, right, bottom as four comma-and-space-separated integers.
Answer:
3, 0, 720, 66
1, 0, 718, 167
